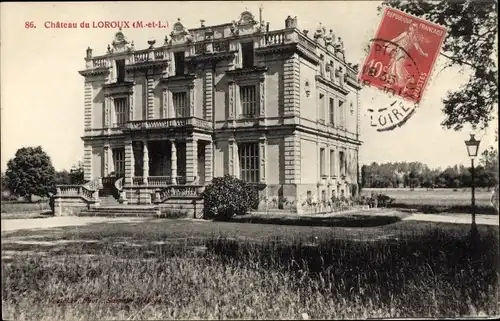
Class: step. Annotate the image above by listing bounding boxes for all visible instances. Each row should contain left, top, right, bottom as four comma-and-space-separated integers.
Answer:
77, 211, 159, 217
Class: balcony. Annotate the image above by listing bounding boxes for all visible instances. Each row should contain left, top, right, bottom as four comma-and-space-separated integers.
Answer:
123, 116, 213, 131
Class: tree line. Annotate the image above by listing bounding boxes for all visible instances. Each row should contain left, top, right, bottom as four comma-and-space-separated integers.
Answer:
361, 146, 499, 190
1, 146, 84, 202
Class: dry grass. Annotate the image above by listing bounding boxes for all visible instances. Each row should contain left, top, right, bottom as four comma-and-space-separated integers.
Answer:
2, 219, 498, 320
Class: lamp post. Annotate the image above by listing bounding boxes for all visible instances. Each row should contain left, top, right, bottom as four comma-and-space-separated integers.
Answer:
465, 134, 481, 237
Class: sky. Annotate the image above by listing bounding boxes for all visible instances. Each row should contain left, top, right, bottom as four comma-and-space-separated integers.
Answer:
1, 1, 497, 172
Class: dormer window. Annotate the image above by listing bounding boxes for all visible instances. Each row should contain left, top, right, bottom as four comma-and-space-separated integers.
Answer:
241, 41, 254, 69
174, 51, 185, 76
116, 59, 125, 83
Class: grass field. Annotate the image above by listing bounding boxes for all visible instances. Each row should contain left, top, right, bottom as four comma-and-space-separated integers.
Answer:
2, 219, 499, 320
362, 188, 497, 214
1, 200, 51, 214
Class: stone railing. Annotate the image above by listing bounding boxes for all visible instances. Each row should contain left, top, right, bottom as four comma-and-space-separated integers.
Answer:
154, 48, 166, 60
148, 176, 174, 186
133, 50, 150, 63
84, 177, 102, 190
133, 176, 144, 185
56, 184, 98, 201
124, 117, 213, 131
265, 31, 288, 45
92, 57, 107, 68
156, 185, 205, 203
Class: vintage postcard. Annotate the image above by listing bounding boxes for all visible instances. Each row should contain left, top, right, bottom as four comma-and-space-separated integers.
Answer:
1, 1, 498, 320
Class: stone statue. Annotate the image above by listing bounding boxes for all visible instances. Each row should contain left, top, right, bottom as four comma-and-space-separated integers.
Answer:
86, 47, 92, 60
313, 23, 326, 40
107, 44, 113, 53
324, 29, 335, 45
335, 37, 345, 53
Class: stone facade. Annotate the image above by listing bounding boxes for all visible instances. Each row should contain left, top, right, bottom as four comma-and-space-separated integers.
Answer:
77, 11, 362, 212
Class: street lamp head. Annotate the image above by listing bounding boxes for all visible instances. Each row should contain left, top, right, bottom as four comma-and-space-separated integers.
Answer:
465, 134, 481, 158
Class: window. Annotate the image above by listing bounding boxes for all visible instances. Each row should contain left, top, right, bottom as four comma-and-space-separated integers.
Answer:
239, 142, 259, 183
339, 151, 345, 176
330, 150, 336, 177
320, 148, 326, 176
174, 51, 185, 75
113, 148, 125, 177
241, 42, 254, 69
338, 100, 345, 127
173, 92, 189, 117
319, 93, 325, 122
116, 59, 126, 83
240, 85, 257, 118
329, 98, 335, 125
114, 97, 128, 126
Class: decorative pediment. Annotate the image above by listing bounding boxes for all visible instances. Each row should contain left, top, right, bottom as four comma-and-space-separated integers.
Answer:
170, 18, 193, 45
111, 29, 132, 53
230, 10, 258, 36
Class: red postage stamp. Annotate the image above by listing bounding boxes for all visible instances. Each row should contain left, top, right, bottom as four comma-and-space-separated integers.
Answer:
359, 7, 447, 104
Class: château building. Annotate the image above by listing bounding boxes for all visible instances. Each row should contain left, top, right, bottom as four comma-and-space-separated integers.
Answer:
74, 10, 362, 214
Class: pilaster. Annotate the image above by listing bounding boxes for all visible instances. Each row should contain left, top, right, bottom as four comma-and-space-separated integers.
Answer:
259, 76, 266, 119
204, 69, 213, 121
129, 86, 135, 121
83, 145, 92, 181
142, 141, 149, 184
104, 96, 111, 128
84, 81, 92, 129
189, 84, 195, 117
103, 144, 110, 176
204, 141, 213, 184
259, 136, 267, 183
146, 75, 155, 119
171, 140, 177, 184
228, 137, 235, 176
186, 137, 198, 183
284, 134, 301, 184
162, 88, 168, 118
124, 140, 134, 186
283, 53, 301, 116
228, 80, 235, 121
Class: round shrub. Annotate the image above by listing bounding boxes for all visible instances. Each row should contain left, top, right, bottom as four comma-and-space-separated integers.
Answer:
202, 175, 259, 220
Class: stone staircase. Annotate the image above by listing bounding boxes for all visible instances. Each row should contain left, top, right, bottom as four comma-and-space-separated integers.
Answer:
78, 205, 160, 217
99, 195, 121, 207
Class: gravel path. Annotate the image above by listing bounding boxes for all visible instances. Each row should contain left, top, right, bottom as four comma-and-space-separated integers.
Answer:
1, 211, 498, 233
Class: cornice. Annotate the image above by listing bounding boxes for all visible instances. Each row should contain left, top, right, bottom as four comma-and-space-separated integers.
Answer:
315, 75, 349, 95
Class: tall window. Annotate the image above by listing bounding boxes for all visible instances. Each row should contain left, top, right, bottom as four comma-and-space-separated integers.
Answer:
330, 150, 336, 177
114, 98, 128, 127
174, 51, 185, 76
320, 148, 326, 176
319, 93, 325, 122
240, 85, 257, 118
338, 100, 345, 127
241, 42, 254, 69
339, 151, 345, 176
329, 98, 335, 125
113, 148, 125, 177
116, 59, 126, 83
173, 92, 189, 117
239, 142, 259, 183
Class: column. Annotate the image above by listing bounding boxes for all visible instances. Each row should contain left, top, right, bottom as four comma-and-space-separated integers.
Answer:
170, 140, 177, 184
103, 144, 110, 176
162, 88, 168, 118
128, 87, 135, 121
186, 137, 198, 183
204, 69, 213, 121
146, 74, 155, 120
228, 81, 235, 121
84, 81, 92, 130
228, 138, 235, 176
259, 76, 266, 118
142, 141, 149, 184
204, 141, 213, 184
124, 140, 134, 186
83, 145, 92, 181
259, 136, 267, 183
189, 84, 195, 117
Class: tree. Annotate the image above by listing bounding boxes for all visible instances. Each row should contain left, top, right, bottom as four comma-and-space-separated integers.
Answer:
381, 0, 498, 131
69, 162, 85, 185
5, 146, 56, 202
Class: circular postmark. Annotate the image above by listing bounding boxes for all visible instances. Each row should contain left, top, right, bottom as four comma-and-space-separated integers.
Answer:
360, 38, 422, 132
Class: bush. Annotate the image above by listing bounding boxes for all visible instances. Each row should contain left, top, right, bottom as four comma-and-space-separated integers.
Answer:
202, 175, 259, 220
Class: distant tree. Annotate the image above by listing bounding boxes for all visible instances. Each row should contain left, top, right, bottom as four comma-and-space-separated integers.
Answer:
479, 144, 499, 190
5, 146, 56, 202
55, 170, 71, 185
382, 0, 498, 131
69, 162, 85, 185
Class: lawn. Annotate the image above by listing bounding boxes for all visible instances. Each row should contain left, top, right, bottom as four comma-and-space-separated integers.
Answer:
362, 188, 497, 214
2, 218, 499, 320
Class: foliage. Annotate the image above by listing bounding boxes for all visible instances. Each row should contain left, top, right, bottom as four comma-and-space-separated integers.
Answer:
362, 161, 498, 190
202, 175, 259, 220
5, 146, 57, 202
69, 162, 86, 185
381, 0, 498, 131
3, 224, 497, 319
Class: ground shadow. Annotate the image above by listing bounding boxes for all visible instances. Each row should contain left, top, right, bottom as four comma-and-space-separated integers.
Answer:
228, 214, 402, 227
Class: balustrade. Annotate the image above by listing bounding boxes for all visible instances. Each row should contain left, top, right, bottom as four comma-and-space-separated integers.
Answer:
159, 185, 204, 201
154, 49, 166, 60
265, 32, 287, 45
148, 176, 174, 186
125, 117, 213, 130
134, 51, 150, 63
194, 43, 206, 55
133, 176, 144, 185
92, 57, 107, 68
56, 184, 96, 201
